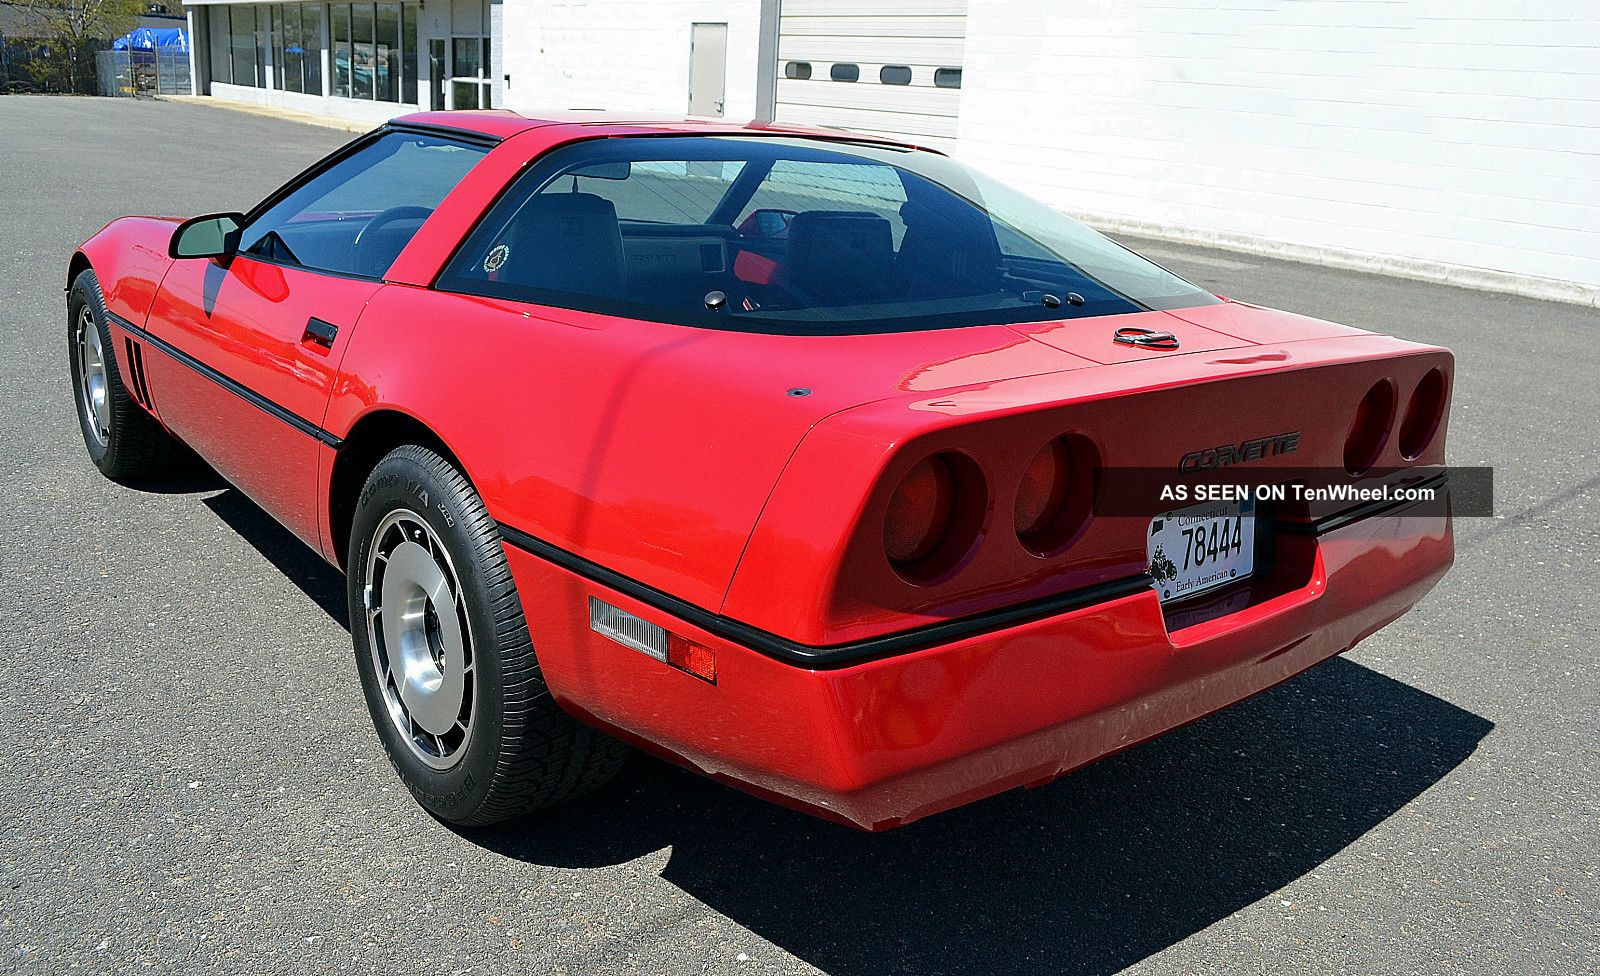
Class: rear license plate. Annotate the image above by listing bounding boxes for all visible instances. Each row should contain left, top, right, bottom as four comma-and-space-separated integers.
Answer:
1148, 498, 1256, 603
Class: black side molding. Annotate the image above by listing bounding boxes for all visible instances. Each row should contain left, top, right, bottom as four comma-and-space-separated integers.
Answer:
500, 474, 1447, 668
496, 522, 1155, 669
107, 312, 342, 449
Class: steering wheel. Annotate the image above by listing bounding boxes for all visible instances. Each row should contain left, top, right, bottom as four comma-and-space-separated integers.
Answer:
351, 206, 434, 276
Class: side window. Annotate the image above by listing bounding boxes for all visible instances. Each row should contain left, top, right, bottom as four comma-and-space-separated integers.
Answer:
239, 130, 486, 278
439, 148, 746, 307
736, 160, 909, 246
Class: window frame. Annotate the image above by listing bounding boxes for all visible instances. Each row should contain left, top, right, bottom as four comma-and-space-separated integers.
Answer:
448, 34, 492, 109
233, 123, 497, 283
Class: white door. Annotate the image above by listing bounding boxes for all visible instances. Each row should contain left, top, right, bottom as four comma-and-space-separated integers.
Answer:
774, 0, 968, 151
688, 22, 728, 117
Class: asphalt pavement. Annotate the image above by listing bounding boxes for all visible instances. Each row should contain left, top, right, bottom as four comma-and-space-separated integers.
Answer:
1, 96, 1595, 976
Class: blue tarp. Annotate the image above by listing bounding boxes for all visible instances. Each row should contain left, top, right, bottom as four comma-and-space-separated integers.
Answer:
112, 27, 189, 53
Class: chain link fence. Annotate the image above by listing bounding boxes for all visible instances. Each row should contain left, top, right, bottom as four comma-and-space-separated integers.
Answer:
96, 47, 190, 97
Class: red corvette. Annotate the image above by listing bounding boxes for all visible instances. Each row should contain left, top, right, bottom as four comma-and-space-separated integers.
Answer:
68, 112, 1454, 830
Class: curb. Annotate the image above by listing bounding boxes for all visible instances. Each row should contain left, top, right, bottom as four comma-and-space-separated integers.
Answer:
156, 94, 374, 134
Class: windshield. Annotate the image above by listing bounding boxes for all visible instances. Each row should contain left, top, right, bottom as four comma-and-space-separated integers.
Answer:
437, 135, 1217, 334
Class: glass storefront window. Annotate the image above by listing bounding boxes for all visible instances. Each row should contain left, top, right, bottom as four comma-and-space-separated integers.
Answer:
351, 2, 374, 99
451, 37, 480, 80
401, 5, 417, 104
208, 2, 414, 103
228, 5, 257, 88
207, 6, 232, 86
331, 3, 350, 98
450, 35, 490, 109
254, 5, 271, 88
303, 3, 324, 95
376, 3, 400, 102
278, 4, 302, 93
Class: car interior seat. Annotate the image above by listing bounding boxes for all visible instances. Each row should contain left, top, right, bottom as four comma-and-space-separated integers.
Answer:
895, 199, 1005, 299
498, 192, 626, 294
778, 211, 896, 307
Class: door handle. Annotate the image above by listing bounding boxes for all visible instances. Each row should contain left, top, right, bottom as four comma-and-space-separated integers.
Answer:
303, 317, 338, 348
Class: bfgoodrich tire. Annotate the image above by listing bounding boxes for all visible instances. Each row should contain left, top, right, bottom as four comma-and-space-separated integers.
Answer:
347, 444, 628, 825
67, 269, 182, 481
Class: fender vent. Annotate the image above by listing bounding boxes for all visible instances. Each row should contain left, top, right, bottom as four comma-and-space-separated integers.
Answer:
123, 337, 154, 410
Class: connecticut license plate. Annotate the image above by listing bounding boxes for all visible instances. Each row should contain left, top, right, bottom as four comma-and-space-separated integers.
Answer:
1147, 498, 1256, 603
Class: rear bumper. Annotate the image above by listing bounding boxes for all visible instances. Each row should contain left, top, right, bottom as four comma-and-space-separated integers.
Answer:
503, 501, 1453, 831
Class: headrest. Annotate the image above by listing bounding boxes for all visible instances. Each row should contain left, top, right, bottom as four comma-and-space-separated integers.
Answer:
781, 211, 896, 306
497, 191, 625, 294
896, 199, 1003, 298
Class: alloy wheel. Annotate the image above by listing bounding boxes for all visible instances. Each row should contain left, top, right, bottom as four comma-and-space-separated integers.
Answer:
75, 306, 110, 447
363, 509, 476, 769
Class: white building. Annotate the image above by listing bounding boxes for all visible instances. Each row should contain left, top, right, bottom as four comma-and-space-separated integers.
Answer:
183, 0, 1600, 303
184, 0, 498, 125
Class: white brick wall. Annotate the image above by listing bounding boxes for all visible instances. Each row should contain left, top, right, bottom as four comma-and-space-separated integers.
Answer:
499, 0, 762, 119
956, 0, 1600, 296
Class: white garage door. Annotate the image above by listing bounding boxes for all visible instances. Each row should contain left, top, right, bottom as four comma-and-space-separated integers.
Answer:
775, 0, 968, 152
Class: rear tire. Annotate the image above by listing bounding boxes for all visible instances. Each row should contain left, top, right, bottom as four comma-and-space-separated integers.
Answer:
67, 269, 181, 481
347, 444, 629, 825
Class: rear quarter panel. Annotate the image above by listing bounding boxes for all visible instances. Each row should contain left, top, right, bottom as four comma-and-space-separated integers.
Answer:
322, 283, 1114, 609
323, 287, 845, 609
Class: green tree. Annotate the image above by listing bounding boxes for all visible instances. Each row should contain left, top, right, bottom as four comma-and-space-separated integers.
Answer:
7, 0, 141, 93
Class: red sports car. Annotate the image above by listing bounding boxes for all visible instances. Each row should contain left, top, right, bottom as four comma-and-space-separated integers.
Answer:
68, 112, 1454, 830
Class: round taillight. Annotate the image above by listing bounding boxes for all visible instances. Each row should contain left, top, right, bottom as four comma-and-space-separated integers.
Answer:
1016, 440, 1070, 537
884, 455, 956, 565
1015, 434, 1098, 556
1344, 380, 1397, 475
1399, 368, 1447, 459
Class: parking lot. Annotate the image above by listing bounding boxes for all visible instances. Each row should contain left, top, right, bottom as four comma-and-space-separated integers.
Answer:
1, 96, 1595, 975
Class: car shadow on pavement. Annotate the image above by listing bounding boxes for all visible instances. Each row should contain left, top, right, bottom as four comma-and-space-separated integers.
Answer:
202, 488, 350, 627
116, 453, 229, 494
463, 658, 1491, 976
192, 486, 1492, 975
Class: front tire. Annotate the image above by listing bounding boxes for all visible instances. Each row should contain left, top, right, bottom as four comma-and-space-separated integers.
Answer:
347, 445, 628, 825
67, 269, 181, 481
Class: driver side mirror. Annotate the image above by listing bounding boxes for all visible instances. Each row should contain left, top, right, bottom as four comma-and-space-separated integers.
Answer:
169, 212, 244, 260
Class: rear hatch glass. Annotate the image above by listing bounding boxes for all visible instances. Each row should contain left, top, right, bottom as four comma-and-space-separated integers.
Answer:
437, 135, 1220, 335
